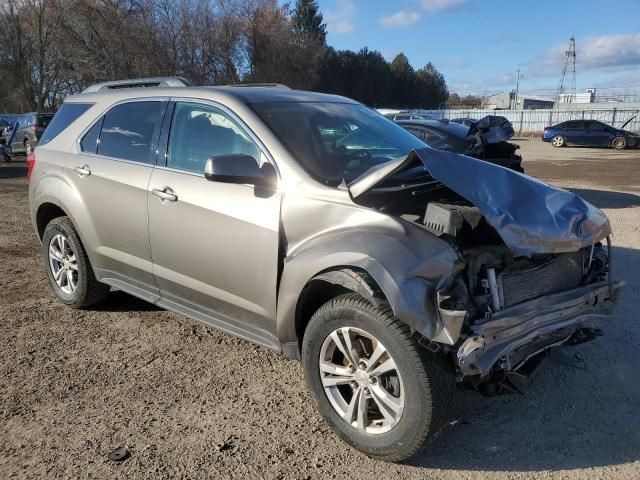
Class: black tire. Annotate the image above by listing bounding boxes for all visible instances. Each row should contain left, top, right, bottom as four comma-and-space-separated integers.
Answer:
42, 216, 109, 308
612, 137, 626, 150
302, 294, 456, 462
551, 135, 565, 148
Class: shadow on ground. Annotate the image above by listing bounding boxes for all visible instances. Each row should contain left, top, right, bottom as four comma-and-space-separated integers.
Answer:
410, 245, 639, 472
0, 165, 27, 179
89, 290, 162, 312
569, 188, 640, 209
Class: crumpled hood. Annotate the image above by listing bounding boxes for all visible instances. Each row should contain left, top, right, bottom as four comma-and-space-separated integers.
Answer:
468, 115, 515, 144
349, 147, 611, 256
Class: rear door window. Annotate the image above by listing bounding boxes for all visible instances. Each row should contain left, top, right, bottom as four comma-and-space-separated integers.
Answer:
98, 101, 165, 164
39, 103, 93, 146
564, 121, 584, 129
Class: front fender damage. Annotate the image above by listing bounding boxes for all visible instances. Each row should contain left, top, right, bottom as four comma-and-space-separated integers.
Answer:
277, 190, 466, 347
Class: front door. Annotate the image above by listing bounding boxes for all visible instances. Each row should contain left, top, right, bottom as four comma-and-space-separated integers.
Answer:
147, 101, 281, 338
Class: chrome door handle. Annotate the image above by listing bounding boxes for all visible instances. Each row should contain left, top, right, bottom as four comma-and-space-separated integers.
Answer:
73, 165, 91, 177
152, 187, 178, 202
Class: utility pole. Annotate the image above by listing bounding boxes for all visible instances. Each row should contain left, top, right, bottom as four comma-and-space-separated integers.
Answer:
514, 65, 522, 109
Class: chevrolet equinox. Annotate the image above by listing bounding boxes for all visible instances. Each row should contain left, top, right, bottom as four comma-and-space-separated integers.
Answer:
29, 77, 623, 462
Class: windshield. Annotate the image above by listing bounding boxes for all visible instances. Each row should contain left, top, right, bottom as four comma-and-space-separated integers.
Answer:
251, 102, 425, 185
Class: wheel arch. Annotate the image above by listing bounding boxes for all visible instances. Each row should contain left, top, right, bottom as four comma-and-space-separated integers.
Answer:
611, 135, 627, 149
294, 266, 389, 353
36, 202, 69, 239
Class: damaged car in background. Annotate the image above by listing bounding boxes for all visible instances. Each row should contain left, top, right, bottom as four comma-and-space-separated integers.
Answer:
29, 82, 623, 463
397, 115, 524, 172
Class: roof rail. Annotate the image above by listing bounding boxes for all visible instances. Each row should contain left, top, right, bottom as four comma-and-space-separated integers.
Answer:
82, 76, 193, 93
223, 83, 291, 89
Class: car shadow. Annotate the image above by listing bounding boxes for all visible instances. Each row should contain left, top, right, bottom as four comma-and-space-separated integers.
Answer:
409, 245, 640, 472
0, 165, 27, 179
90, 290, 162, 312
569, 188, 640, 209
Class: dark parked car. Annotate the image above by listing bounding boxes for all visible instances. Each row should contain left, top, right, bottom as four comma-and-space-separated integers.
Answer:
8, 112, 55, 155
397, 116, 523, 172
543, 119, 639, 149
383, 111, 436, 122
450, 117, 476, 126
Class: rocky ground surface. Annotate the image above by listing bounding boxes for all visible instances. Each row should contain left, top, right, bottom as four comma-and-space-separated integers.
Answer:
1, 140, 639, 479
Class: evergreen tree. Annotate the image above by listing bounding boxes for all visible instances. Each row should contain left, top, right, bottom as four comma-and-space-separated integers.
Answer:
292, 0, 327, 44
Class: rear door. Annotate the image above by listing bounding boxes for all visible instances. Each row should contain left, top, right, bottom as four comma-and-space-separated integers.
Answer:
147, 100, 281, 339
68, 99, 167, 299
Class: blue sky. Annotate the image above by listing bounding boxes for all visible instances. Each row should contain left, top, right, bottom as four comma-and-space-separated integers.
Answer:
316, 0, 640, 97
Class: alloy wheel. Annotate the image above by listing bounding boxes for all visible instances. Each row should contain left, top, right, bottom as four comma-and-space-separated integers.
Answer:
552, 136, 564, 147
319, 326, 404, 435
48, 233, 79, 295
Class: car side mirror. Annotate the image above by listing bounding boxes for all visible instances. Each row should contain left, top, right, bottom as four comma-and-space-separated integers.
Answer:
204, 154, 276, 189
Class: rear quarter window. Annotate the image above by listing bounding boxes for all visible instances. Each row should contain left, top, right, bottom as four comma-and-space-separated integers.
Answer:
39, 103, 94, 146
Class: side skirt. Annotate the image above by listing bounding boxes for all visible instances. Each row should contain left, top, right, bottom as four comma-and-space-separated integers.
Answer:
95, 268, 284, 356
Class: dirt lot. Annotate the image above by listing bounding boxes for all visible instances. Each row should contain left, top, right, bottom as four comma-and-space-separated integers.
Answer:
1, 140, 639, 479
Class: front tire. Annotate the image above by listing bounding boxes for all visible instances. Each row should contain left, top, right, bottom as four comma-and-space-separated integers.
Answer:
42, 216, 109, 308
551, 135, 565, 147
612, 137, 626, 150
302, 294, 455, 462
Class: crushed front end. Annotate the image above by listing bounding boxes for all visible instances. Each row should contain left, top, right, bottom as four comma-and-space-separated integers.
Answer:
349, 147, 625, 395
439, 241, 623, 395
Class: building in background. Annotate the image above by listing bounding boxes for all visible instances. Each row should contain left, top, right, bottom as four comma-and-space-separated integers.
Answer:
482, 91, 554, 110
558, 88, 596, 104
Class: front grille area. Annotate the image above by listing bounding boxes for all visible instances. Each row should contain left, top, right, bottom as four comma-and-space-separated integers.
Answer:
498, 251, 584, 308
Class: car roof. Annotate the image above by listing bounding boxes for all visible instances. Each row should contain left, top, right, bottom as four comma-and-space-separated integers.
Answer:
397, 119, 471, 138
64, 86, 358, 107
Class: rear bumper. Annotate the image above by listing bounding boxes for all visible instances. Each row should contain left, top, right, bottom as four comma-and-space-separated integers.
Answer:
457, 279, 624, 377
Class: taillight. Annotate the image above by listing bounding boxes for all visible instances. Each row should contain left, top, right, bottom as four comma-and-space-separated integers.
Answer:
26, 151, 36, 181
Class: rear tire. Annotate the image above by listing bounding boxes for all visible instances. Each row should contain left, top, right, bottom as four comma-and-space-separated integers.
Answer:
551, 135, 565, 147
42, 216, 110, 308
302, 294, 456, 462
612, 137, 626, 150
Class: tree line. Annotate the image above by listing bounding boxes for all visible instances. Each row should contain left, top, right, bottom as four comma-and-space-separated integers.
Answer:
0, 0, 450, 113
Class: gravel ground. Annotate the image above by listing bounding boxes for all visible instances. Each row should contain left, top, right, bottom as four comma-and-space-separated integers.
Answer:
1, 140, 639, 479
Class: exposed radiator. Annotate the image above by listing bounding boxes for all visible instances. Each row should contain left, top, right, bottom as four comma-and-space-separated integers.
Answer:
497, 251, 584, 308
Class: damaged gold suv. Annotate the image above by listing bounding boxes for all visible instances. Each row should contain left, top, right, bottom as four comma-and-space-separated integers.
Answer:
29, 78, 623, 462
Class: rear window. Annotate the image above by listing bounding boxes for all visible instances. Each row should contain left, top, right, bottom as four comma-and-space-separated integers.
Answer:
39, 103, 93, 146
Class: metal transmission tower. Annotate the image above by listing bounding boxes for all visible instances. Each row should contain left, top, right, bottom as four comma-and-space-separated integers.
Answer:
556, 36, 577, 105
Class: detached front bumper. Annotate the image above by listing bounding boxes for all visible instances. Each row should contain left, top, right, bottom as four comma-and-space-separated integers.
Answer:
457, 279, 624, 378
